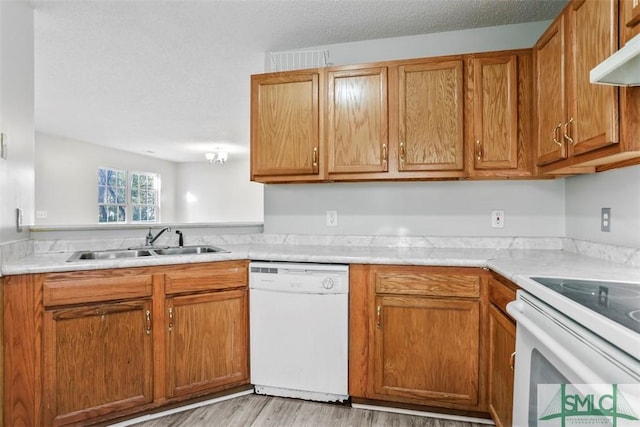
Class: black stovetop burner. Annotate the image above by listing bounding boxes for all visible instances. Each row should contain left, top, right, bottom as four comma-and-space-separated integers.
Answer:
530, 277, 640, 333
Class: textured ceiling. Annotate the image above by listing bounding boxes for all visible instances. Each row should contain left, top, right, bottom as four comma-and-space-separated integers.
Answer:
33, 0, 567, 163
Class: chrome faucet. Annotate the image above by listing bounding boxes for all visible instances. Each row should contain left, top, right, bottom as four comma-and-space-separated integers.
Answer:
145, 226, 171, 246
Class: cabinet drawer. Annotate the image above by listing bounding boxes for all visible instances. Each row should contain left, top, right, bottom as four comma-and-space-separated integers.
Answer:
44, 274, 153, 307
489, 276, 517, 315
375, 270, 479, 298
165, 261, 248, 294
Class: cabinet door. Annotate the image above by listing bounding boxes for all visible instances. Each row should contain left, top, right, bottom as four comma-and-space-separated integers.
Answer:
566, 0, 619, 156
398, 60, 464, 172
251, 71, 320, 180
373, 295, 480, 406
327, 67, 388, 174
470, 56, 518, 170
535, 16, 569, 166
43, 300, 153, 427
488, 305, 516, 427
622, 0, 640, 43
166, 289, 249, 398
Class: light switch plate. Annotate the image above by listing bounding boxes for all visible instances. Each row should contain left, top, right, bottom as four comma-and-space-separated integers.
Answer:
1, 133, 7, 160
326, 210, 338, 227
601, 207, 611, 232
16, 208, 23, 232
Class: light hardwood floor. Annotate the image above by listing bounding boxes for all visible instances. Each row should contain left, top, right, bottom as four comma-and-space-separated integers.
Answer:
130, 394, 489, 427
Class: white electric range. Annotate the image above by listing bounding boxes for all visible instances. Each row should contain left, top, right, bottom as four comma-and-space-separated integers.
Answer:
508, 276, 640, 426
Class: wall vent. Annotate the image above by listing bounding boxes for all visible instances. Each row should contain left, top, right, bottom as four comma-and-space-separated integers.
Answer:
268, 49, 330, 72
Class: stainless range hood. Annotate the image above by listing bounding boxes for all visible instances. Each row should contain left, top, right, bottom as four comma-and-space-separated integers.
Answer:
590, 33, 640, 86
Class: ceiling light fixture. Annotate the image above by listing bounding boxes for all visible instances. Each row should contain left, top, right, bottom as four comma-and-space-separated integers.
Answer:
205, 148, 228, 165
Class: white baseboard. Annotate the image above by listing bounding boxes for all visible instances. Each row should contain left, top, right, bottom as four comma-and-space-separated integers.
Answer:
351, 403, 495, 425
108, 389, 254, 426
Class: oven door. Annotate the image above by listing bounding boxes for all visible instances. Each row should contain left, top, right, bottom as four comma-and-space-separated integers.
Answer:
507, 292, 640, 426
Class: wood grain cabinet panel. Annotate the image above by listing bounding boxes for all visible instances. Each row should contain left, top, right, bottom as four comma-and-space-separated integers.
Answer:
472, 56, 518, 170
535, 0, 640, 174
488, 305, 515, 427
43, 300, 153, 427
374, 295, 480, 405
397, 60, 464, 172
487, 275, 517, 427
166, 289, 249, 399
327, 66, 389, 175
375, 269, 479, 297
4, 261, 250, 427
567, 0, 619, 157
349, 265, 490, 413
535, 15, 569, 166
251, 71, 321, 182
622, 0, 640, 42
466, 51, 535, 178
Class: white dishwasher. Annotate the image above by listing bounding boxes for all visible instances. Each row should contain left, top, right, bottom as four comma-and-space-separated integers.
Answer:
249, 262, 349, 402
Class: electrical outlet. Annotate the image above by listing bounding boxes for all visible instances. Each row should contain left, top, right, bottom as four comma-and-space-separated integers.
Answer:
326, 210, 338, 227
36, 210, 48, 219
491, 210, 505, 229
601, 207, 611, 232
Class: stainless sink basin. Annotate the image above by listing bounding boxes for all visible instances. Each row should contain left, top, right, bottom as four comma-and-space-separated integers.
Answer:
154, 245, 228, 255
67, 249, 154, 261
67, 245, 228, 262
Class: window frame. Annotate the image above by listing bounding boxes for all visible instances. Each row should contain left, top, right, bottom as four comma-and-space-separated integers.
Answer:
98, 167, 161, 224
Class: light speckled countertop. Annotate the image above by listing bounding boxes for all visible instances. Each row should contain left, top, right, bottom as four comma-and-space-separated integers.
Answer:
2, 242, 640, 285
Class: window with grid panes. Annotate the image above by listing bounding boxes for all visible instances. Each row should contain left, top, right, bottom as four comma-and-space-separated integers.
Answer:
98, 168, 160, 223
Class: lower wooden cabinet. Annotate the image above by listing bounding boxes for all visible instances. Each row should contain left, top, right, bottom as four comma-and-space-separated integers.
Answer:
487, 275, 518, 427
166, 289, 248, 399
3, 260, 249, 427
350, 265, 490, 413
43, 300, 154, 426
374, 295, 480, 405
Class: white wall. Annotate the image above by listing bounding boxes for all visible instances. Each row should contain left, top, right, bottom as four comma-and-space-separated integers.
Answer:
35, 132, 177, 225
175, 159, 263, 223
264, 21, 567, 237
264, 180, 565, 236
267, 21, 550, 70
565, 165, 640, 248
0, 1, 34, 243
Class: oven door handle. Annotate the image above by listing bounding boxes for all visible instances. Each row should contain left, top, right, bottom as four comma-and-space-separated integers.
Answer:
507, 301, 607, 384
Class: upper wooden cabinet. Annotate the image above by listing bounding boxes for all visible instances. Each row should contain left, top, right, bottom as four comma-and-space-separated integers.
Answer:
567, 0, 619, 157
535, 15, 569, 167
397, 60, 464, 174
250, 52, 532, 183
326, 66, 389, 177
535, 0, 640, 174
250, 70, 322, 182
466, 50, 534, 178
621, 0, 640, 43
